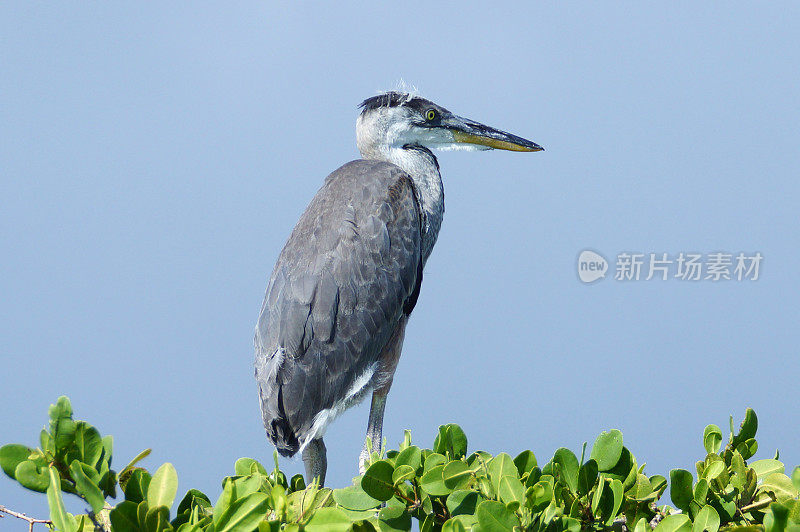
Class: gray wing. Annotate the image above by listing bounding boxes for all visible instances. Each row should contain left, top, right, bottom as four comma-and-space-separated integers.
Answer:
255, 159, 423, 456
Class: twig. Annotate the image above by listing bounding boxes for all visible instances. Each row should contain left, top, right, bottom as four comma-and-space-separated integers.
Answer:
649, 511, 664, 529
740, 497, 774, 514
87, 509, 108, 532
0, 504, 53, 532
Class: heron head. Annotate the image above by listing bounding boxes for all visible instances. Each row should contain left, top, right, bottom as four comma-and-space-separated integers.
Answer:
356, 92, 543, 159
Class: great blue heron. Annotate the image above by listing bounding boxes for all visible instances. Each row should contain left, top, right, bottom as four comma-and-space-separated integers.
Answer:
255, 91, 542, 484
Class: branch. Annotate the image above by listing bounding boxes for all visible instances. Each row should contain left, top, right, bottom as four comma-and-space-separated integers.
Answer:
740, 497, 774, 514
0, 504, 53, 532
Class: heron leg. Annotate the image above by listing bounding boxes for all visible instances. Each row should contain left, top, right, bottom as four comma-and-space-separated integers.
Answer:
302, 438, 327, 486
358, 317, 408, 474
359, 391, 388, 473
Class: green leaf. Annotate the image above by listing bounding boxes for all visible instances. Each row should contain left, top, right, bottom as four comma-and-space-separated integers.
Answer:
69, 460, 105, 514
476, 500, 520, 532
783, 499, 800, 526
524, 466, 542, 488
765, 503, 789, 532
651, 474, 668, 498
577, 459, 598, 496
442, 518, 467, 532
15, 459, 51, 492
304, 507, 356, 532
702, 425, 723, 455
144, 505, 171, 532
423, 453, 446, 472
434, 424, 468, 460
601, 446, 636, 489
67, 422, 103, 468
287, 486, 331, 521
655, 514, 692, 532
513, 450, 537, 477
420, 464, 450, 497
693, 505, 720, 532
337, 508, 376, 522
743, 467, 758, 504
442, 460, 473, 490
136, 500, 149, 530
752, 459, 785, 479
552, 448, 579, 493
733, 408, 758, 446
759, 473, 800, 503
394, 446, 422, 474
216, 492, 270, 532
591, 429, 624, 471
361, 460, 395, 501
0, 444, 33, 479
99, 467, 117, 499
737, 438, 758, 460
607, 478, 624, 525
447, 490, 483, 516
562, 516, 581, 532
594, 478, 618, 524
332, 484, 382, 511
670, 469, 694, 512
119, 449, 152, 481
110, 501, 141, 532
420, 514, 435, 532
289, 473, 306, 493
447, 425, 468, 458
101, 435, 113, 464
392, 464, 415, 485
731, 450, 747, 479
453, 514, 479, 529
47, 465, 77, 532
40, 429, 54, 455
234, 474, 264, 498
498, 475, 524, 505
234, 457, 269, 477
433, 427, 450, 456
399, 429, 412, 451
487, 453, 517, 494
49, 396, 77, 455
542, 499, 559, 523
147, 462, 178, 510
176, 489, 212, 516
378, 505, 411, 532
717, 498, 737, 522
467, 450, 492, 469
123, 469, 151, 503
213, 478, 235, 527
704, 460, 724, 480
792, 466, 800, 492
694, 478, 708, 504
526, 478, 553, 512
627, 473, 654, 501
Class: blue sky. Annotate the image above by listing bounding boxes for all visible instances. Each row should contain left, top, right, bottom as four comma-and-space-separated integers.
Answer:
2, 2, 799, 519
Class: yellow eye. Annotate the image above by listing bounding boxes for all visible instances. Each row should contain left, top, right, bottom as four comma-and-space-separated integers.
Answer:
426, 109, 437, 121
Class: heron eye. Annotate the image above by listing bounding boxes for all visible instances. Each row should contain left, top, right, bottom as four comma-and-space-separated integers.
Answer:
426, 109, 437, 121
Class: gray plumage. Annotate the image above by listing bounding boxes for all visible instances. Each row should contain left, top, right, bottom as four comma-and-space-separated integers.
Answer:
255, 160, 422, 456
255, 92, 542, 484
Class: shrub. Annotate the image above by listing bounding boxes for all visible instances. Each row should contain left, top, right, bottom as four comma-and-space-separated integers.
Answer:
1, 397, 799, 531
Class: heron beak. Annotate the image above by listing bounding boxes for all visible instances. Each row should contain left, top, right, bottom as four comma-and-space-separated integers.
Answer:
447, 115, 544, 152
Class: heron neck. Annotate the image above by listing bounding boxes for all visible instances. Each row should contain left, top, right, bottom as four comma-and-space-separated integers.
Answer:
381, 146, 444, 263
